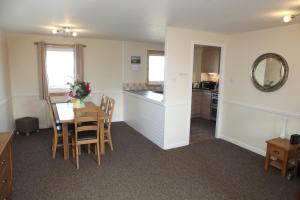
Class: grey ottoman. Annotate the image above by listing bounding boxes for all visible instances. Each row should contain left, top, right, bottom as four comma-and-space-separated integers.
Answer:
15, 117, 39, 136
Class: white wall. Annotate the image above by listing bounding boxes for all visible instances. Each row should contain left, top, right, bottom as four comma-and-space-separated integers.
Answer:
7, 33, 162, 128
163, 27, 228, 148
123, 41, 164, 83
163, 24, 300, 155
221, 24, 300, 155
0, 31, 13, 132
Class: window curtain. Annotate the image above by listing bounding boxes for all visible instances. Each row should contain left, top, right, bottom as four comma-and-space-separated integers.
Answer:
36, 42, 48, 100
74, 44, 84, 81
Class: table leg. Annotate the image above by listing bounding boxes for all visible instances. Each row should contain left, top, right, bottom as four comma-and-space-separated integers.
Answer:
62, 123, 69, 160
264, 145, 270, 171
282, 153, 288, 177
100, 119, 105, 155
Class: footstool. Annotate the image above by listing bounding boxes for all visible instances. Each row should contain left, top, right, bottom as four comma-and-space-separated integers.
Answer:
15, 117, 39, 136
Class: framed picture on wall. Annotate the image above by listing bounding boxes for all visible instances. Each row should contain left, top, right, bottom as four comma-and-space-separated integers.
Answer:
131, 56, 141, 64
131, 56, 141, 71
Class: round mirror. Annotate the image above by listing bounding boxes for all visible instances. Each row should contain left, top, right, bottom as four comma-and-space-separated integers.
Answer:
251, 53, 289, 92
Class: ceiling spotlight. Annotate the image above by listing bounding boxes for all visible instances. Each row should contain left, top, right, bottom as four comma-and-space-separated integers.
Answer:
283, 15, 295, 23
64, 27, 70, 33
51, 26, 78, 37
51, 29, 58, 34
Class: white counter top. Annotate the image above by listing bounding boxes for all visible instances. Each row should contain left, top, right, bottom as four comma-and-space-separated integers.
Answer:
124, 90, 164, 106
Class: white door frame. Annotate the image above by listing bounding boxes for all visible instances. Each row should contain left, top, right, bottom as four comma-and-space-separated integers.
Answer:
188, 40, 226, 139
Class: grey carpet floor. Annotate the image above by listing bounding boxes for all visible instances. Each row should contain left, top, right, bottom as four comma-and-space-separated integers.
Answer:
12, 122, 299, 200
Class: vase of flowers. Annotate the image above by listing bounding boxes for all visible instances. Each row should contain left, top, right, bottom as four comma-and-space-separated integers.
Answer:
67, 79, 91, 108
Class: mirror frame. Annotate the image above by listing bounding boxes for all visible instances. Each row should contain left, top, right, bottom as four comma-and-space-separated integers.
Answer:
251, 53, 289, 92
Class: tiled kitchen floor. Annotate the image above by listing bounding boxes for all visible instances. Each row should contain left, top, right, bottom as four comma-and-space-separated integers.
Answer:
190, 117, 215, 143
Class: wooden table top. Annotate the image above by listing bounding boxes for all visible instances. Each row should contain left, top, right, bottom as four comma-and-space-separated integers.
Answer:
266, 137, 300, 151
55, 101, 109, 123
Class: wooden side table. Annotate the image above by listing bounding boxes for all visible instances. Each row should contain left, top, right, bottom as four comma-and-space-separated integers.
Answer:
265, 137, 300, 177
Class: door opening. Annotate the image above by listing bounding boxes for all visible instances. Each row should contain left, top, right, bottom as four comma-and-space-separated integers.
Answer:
190, 44, 221, 144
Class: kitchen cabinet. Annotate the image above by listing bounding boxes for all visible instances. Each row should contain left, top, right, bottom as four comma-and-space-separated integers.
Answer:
201, 47, 220, 73
191, 90, 211, 119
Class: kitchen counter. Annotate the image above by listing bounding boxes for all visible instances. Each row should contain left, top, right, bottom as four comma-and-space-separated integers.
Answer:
192, 88, 218, 93
123, 90, 165, 148
125, 90, 164, 105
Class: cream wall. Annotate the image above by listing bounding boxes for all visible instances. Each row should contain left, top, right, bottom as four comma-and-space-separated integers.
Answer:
123, 41, 164, 83
163, 27, 228, 148
163, 24, 300, 154
7, 33, 162, 128
221, 24, 300, 155
0, 31, 13, 132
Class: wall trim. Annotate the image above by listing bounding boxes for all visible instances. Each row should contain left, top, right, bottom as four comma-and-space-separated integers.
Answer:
223, 99, 300, 118
12, 93, 39, 97
220, 135, 265, 156
164, 141, 189, 150
164, 101, 189, 107
0, 96, 11, 105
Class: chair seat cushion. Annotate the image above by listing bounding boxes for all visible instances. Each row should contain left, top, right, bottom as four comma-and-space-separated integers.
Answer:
78, 130, 97, 140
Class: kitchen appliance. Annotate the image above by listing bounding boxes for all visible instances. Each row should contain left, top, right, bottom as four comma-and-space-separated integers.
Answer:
200, 81, 216, 90
192, 82, 200, 89
211, 91, 218, 120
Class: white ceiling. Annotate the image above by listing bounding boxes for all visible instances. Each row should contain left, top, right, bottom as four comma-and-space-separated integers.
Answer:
0, 0, 299, 43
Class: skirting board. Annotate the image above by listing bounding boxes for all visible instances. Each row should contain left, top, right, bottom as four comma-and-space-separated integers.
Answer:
163, 141, 189, 150
220, 135, 266, 156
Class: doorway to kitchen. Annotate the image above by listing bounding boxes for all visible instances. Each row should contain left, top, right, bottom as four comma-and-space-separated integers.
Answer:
190, 44, 221, 144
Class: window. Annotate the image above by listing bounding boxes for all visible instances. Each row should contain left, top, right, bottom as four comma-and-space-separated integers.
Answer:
46, 46, 75, 93
147, 50, 165, 85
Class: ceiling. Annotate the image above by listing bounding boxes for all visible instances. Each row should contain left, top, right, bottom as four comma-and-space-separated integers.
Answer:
0, 0, 299, 43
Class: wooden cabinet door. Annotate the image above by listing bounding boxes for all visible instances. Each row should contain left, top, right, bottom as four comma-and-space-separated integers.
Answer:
191, 92, 201, 116
199, 92, 211, 119
201, 47, 220, 73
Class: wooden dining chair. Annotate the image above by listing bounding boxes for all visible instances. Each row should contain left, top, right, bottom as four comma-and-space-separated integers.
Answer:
46, 97, 73, 159
73, 107, 101, 169
100, 95, 109, 112
104, 98, 115, 151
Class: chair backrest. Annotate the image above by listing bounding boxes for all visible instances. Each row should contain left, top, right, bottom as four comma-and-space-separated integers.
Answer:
74, 107, 100, 140
46, 97, 59, 136
106, 98, 115, 126
100, 95, 109, 113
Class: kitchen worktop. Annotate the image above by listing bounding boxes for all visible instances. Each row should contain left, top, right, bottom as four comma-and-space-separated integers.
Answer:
192, 88, 218, 93
124, 90, 164, 105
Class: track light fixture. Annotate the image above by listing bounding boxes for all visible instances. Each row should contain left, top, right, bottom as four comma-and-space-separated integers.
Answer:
51, 26, 78, 37
283, 14, 299, 23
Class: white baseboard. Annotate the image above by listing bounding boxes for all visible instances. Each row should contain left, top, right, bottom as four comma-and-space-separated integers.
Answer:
164, 141, 189, 150
220, 135, 266, 156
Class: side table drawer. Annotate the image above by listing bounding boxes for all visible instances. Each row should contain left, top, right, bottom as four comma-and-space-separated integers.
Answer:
269, 145, 284, 160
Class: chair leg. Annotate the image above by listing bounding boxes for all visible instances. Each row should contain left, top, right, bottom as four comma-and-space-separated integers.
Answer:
96, 142, 100, 166
79, 145, 81, 155
75, 144, 79, 169
95, 144, 97, 155
88, 144, 91, 154
107, 130, 113, 151
72, 138, 75, 158
52, 135, 58, 159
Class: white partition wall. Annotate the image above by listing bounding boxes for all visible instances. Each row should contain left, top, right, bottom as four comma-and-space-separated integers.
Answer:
124, 91, 165, 148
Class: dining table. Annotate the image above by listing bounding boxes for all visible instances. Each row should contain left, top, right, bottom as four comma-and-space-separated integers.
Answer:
54, 101, 109, 160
